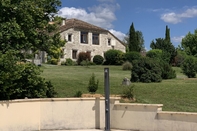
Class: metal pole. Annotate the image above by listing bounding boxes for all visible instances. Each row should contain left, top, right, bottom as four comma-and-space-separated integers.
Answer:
104, 68, 110, 131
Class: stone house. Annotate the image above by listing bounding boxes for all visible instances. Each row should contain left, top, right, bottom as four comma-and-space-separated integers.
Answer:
59, 18, 126, 62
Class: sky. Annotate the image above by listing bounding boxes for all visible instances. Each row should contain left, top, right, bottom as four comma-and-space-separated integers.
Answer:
58, 0, 197, 50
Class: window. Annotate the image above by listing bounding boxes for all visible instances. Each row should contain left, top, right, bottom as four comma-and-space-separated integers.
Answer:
68, 34, 72, 42
81, 32, 88, 44
72, 50, 77, 59
92, 33, 99, 45
108, 39, 111, 46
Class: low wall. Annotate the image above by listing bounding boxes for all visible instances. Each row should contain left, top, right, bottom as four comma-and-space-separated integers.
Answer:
0, 98, 119, 131
111, 103, 197, 131
1, 98, 197, 131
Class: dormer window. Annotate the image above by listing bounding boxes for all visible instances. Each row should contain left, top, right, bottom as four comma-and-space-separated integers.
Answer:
68, 34, 72, 42
81, 31, 88, 44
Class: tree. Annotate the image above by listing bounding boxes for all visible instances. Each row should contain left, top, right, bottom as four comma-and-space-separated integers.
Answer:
131, 57, 162, 83
0, 0, 62, 100
0, 0, 64, 55
128, 23, 141, 52
181, 29, 197, 57
124, 30, 144, 52
181, 56, 197, 78
150, 26, 176, 64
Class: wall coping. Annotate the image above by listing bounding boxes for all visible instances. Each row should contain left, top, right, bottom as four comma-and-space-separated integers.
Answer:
114, 103, 163, 107
0, 97, 121, 104
158, 111, 197, 115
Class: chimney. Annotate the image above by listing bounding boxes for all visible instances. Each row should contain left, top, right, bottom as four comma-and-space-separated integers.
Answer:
62, 19, 65, 26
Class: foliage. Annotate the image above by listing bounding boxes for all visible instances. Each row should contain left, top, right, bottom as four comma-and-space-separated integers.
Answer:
124, 51, 141, 63
74, 91, 82, 97
77, 52, 91, 65
48, 58, 59, 65
80, 60, 91, 67
104, 49, 124, 65
181, 29, 197, 57
146, 49, 163, 60
0, 50, 56, 100
87, 73, 99, 93
46, 81, 57, 98
93, 55, 104, 65
173, 50, 188, 67
122, 85, 135, 99
181, 56, 197, 78
0, 0, 64, 55
150, 26, 176, 64
122, 61, 133, 70
128, 23, 143, 52
131, 57, 162, 83
160, 61, 176, 79
65, 58, 74, 66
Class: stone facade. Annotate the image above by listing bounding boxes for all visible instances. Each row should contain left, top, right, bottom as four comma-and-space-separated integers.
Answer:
59, 20, 126, 62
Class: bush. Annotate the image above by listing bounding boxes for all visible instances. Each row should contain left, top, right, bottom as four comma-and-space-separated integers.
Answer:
181, 56, 197, 78
124, 51, 141, 63
174, 50, 187, 67
104, 49, 124, 65
87, 73, 99, 93
93, 55, 104, 65
122, 85, 135, 99
48, 58, 59, 65
131, 57, 162, 83
65, 58, 74, 66
0, 50, 57, 100
74, 91, 82, 97
160, 61, 176, 79
122, 61, 133, 70
146, 49, 162, 60
77, 52, 91, 65
80, 60, 90, 67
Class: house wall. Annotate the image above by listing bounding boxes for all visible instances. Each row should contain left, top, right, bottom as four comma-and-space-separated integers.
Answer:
1, 98, 197, 131
60, 28, 125, 61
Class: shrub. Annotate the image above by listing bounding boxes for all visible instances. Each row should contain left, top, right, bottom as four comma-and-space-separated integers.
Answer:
146, 49, 162, 60
87, 73, 99, 93
104, 49, 124, 65
122, 85, 135, 99
181, 56, 197, 78
122, 61, 133, 70
65, 58, 73, 66
173, 50, 187, 67
160, 61, 176, 79
74, 91, 82, 97
124, 51, 141, 63
49, 58, 59, 65
77, 52, 91, 65
93, 55, 104, 65
80, 60, 90, 67
131, 57, 162, 83
0, 50, 57, 100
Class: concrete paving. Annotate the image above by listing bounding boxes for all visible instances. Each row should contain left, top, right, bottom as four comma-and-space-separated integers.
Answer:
39, 129, 137, 131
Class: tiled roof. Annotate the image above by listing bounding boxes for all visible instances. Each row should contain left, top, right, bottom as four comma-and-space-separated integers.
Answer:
60, 18, 108, 32
60, 18, 125, 46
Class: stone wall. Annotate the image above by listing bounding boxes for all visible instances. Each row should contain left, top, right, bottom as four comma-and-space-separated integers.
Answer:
60, 28, 125, 61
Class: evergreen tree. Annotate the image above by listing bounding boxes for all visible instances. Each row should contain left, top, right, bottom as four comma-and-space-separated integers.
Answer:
129, 23, 140, 52
165, 25, 171, 43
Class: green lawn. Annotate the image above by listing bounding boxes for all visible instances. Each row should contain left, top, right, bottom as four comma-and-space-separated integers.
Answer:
41, 64, 197, 112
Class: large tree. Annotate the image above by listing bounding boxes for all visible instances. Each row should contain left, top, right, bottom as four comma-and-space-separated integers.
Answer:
0, 0, 64, 55
124, 23, 144, 52
181, 29, 197, 57
150, 25, 176, 64
0, 0, 63, 100
129, 23, 140, 52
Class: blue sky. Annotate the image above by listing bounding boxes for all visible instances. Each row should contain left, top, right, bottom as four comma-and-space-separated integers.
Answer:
58, 0, 197, 50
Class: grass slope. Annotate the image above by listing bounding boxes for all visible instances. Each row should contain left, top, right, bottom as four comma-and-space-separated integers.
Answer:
41, 65, 197, 112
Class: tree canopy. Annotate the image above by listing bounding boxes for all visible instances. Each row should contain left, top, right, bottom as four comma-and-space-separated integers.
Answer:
150, 25, 176, 64
181, 29, 197, 57
0, 0, 64, 54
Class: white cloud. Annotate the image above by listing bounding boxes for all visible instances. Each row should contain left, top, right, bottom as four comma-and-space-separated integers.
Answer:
171, 36, 185, 43
109, 29, 126, 41
161, 7, 197, 24
58, 2, 119, 29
